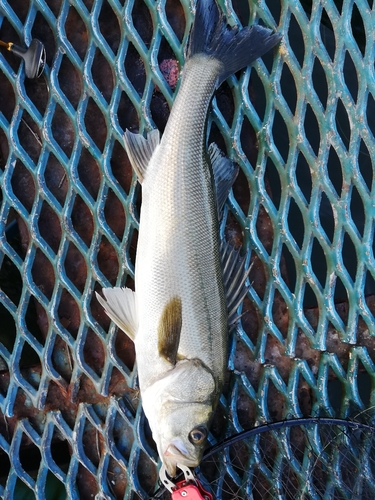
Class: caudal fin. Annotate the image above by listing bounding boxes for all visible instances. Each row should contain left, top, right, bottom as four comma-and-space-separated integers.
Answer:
187, 0, 281, 85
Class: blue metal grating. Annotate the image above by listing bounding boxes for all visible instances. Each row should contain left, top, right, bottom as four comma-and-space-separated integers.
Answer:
0, 0, 374, 498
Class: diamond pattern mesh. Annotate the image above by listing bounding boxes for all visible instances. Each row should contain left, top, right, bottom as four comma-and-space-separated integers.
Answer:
0, 0, 374, 498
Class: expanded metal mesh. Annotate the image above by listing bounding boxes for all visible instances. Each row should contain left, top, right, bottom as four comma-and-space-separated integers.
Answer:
0, 0, 374, 498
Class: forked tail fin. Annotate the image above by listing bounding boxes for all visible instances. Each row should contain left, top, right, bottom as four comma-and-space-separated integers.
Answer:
187, 0, 281, 85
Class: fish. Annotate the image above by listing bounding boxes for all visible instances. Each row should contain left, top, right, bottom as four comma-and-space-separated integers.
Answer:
96, 0, 280, 478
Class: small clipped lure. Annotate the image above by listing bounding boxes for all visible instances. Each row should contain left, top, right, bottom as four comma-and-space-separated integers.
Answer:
160, 464, 213, 500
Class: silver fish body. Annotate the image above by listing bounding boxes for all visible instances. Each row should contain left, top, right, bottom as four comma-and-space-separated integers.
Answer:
96, 0, 281, 478
136, 57, 227, 475
136, 55, 227, 393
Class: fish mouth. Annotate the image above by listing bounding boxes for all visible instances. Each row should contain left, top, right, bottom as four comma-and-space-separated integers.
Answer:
163, 441, 197, 477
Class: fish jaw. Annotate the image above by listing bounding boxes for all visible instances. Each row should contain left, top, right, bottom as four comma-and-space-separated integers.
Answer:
163, 439, 199, 477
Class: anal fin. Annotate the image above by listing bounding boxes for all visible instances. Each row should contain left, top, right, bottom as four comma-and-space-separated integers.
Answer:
96, 287, 138, 341
123, 129, 160, 183
220, 241, 250, 329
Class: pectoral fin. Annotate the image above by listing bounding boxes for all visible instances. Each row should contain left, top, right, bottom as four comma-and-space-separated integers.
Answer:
158, 296, 182, 365
96, 287, 138, 341
123, 129, 160, 183
208, 143, 239, 218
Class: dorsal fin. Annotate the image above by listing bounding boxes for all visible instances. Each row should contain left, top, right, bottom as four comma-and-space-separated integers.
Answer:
123, 129, 160, 183
220, 241, 250, 328
208, 143, 238, 218
96, 287, 138, 341
158, 296, 182, 365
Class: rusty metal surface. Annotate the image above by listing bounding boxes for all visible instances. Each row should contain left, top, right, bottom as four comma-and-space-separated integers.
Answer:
0, 0, 375, 498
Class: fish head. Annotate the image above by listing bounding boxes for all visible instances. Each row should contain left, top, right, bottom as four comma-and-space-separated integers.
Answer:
158, 400, 212, 476
142, 358, 218, 477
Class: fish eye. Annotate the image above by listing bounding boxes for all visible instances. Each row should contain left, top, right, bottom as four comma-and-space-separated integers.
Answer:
188, 426, 207, 445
